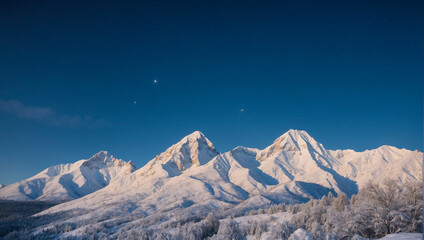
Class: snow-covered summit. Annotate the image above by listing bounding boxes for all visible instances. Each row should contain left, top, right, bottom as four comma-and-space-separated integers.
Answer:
0, 151, 136, 201
174, 131, 218, 165
85, 150, 113, 164
81, 151, 135, 171
330, 144, 422, 187
257, 129, 327, 161
139, 131, 218, 177
181, 130, 208, 141
256, 129, 356, 195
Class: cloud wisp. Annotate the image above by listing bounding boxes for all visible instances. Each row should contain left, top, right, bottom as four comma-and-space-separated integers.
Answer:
0, 99, 110, 128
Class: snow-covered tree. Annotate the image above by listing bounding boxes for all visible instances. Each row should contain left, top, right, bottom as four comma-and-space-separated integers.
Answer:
268, 221, 295, 239
332, 192, 348, 212
212, 219, 244, 240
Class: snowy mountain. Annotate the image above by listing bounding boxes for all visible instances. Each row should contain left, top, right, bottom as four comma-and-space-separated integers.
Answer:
35, 130, 422, 233
257, 130, 358, 197
138, 131, 218, 177
0, 151, 136, 201
330, 145, 422, 187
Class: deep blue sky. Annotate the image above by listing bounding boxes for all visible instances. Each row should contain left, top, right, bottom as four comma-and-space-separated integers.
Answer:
0, 0, 422, 185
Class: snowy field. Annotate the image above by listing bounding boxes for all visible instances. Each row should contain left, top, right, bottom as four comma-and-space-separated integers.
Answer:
379, 233, 423, 239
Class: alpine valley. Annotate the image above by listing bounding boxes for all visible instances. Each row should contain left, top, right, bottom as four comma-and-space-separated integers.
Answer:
0, 130, 421, 239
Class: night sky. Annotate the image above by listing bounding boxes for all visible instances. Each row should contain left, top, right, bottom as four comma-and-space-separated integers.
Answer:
0, 0, 422, 184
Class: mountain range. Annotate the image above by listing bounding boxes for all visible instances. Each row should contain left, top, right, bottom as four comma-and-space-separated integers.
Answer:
0, 130, 421, 228
0, 151, 136, 201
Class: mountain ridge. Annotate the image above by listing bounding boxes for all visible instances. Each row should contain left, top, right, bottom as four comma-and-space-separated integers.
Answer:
0, 151, 136, 201
23, 130, 421, 231
1, 129, 421, 229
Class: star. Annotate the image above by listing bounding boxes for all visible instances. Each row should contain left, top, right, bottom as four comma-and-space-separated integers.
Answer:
240, 109, 244, 112
153, 79, 157, 84
134, 101, 137, 104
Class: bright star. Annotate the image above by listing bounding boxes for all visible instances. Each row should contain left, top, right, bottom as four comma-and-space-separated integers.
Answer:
153, 80, 157, 83
134, 101, 137, 104
241, 109, 244, 112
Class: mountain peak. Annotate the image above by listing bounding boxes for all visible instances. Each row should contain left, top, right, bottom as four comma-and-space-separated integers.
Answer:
281, 129, 311, 139
178, 131, 216, 152
87, 151, 112, 162
0, 150, 136, 201
91, 150, 111, 158
257, 129, 326, 161
150, 131, 218, 174
182, 131, 206, 141
84, 151, 127, 169
286, 129, 305, 134
273, 129, 317, 149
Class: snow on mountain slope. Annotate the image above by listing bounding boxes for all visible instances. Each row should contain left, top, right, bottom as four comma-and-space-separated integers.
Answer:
193, 146, 268, 194
138, 131, 218, 178
36, 132, 228, 218
257, 130, 358, 197
38, 136, 252, 218
0, 184, 5, 189
330, 145, 422, 188
0, 151, 136, 201
32, 130, 422, 237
